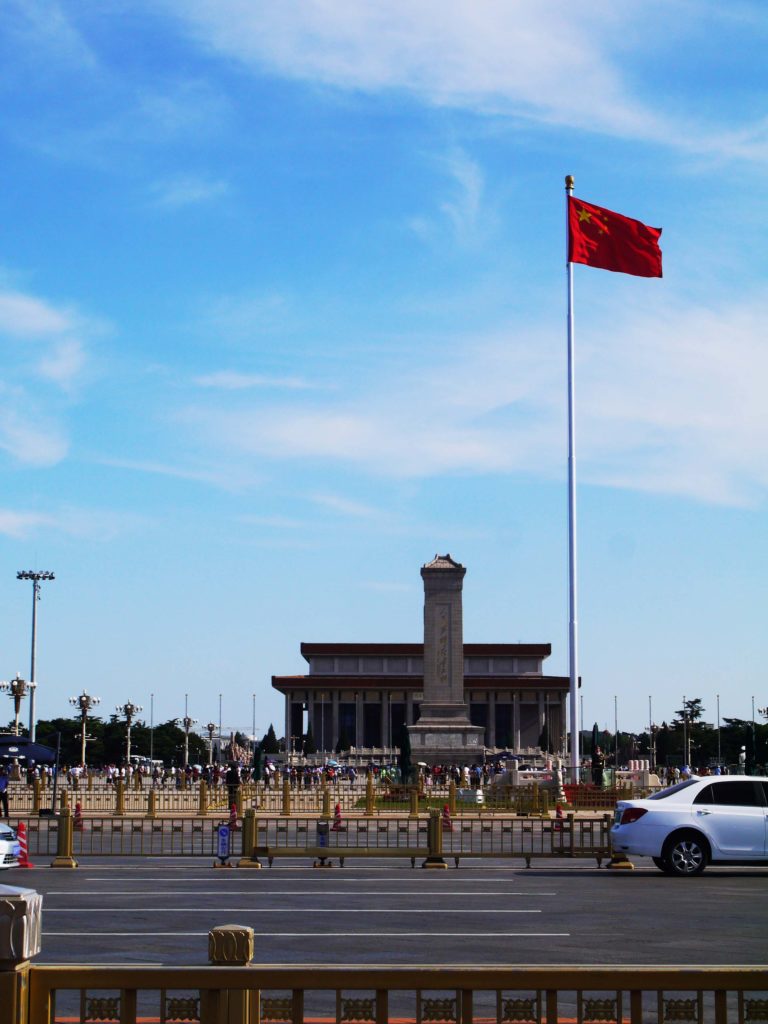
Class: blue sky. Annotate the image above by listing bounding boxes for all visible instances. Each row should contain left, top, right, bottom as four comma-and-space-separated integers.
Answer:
0, 1, 766, 742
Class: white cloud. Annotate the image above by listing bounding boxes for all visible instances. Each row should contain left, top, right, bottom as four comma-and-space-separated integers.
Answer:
36, 338, 86, 389
0, 291, 73, 337
194, 370, 320, 391
309, 493, 380, 518
0, 504, 139, 540
158, 0, 767, 160
0, 411, 68, 466
0, 285, 102, 463
98, 456, 259, 491
178, 290, 768, 507
150, 174, 229, 208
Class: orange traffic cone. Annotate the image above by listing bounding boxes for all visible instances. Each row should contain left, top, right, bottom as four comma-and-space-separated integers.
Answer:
16, 821, 34, 868
554, 803, 564, 831
442, 804, 453, 832
331, 802, 343, 831
229, 803, 240, 831
74, 802, 84, 831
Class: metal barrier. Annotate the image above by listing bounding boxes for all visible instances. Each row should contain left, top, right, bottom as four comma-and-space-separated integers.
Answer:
16, 810, 613, 865
20, 814, 243, 858
21, 956, 768, 1024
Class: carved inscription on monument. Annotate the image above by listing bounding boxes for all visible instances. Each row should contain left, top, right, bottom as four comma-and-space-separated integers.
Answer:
436, 603, 450, 686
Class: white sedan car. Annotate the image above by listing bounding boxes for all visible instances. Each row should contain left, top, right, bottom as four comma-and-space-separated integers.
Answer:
0, 822, 20, 869
611, 775, 768, 875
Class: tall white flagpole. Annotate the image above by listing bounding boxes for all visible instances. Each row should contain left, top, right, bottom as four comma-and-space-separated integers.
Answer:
565, 174, 580, 776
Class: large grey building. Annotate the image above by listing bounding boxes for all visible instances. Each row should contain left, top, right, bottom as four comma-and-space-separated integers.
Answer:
272, 641, 568, 755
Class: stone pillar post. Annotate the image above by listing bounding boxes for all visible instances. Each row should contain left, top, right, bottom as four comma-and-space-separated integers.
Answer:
0, 884, 42, 1024
147, 791, 157, 819
206, 925, 255, 1023
198, 780, 208, 815
31, 780, 41, 815
51, 807, 78, 869
114, 780, 125, 816
281, 779, 291, 816
237, 809, 261, 869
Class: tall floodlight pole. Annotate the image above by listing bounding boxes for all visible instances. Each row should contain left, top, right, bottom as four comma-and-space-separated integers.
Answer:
717, 693, 721, 766
0, 674, 30, 736
648, 695, 653, 764
69, 690, 101, 767
116, 700, 143, 766
252, 693, 256, 764
150, 692, 154, 763
564, 177, 580, 776
17, 570, 55, 741
175, 694, 198, 766
218, 693, 222, 746
206, 722, 217, 765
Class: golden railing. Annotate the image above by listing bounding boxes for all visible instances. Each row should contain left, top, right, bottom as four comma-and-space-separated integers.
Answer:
22, 962, 768, 1024
19, 808, 613, 867
7, 780, 633, 818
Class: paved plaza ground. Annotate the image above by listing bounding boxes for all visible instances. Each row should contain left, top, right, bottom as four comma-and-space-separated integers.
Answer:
9, 856, 768, 967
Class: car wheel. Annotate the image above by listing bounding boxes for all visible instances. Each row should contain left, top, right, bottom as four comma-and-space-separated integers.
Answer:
662, 831, 709, 876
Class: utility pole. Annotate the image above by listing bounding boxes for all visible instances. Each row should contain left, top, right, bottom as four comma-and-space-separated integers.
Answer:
17, 569, 55, 741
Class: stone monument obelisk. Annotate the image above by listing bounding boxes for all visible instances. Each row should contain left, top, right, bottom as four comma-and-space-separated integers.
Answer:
408, 554, 485, 765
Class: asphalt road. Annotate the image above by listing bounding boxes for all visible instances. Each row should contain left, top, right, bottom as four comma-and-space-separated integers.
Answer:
6, 856, 768, 967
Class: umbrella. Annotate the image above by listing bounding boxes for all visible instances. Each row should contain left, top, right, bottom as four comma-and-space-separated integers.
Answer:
0, 735, 57, 764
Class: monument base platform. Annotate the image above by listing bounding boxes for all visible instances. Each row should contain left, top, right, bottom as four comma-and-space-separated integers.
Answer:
407, 719, 485, 767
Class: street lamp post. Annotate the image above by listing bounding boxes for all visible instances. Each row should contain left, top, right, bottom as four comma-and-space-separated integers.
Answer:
69, 690, 101, 768
17, 569, 55, 742
115, 700, 143, 766
0, 674, 30, 736
175, 694, 198, 767
206, 722, 217, 765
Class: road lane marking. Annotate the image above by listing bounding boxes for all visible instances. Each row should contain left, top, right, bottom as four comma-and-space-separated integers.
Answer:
43, 931, 568, 937
47, 890, 556, 896
44, 908, 542, 913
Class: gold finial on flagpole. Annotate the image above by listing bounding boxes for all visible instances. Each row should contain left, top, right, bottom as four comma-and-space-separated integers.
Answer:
565, 175, 574, 189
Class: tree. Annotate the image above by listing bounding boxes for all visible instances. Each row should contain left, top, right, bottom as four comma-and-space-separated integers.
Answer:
335, 728, 350, 754
261, 723, 279, 754
538, 721, 552, 754
397, 722, 412, 783
303, 723, 317, 755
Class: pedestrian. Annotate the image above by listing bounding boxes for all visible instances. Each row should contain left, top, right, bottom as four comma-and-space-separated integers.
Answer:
591, 747, 605, 788
0, 765, 9, 821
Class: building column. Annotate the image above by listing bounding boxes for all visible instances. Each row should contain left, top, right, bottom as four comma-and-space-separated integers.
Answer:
487, 690, 497, 750
406, 690, 414, 726
284, 694, 291, 750
355, 692, 364, 749
513, 693, 521, 751
538, 692, 546, 732
332, 690, 340, 750
382, 690, 391, 748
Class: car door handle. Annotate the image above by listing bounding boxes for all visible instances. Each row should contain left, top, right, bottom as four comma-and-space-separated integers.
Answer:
696, 809, 712, 815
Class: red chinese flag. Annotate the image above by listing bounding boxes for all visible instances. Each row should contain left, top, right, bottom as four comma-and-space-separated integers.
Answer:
568, 196, 662, 278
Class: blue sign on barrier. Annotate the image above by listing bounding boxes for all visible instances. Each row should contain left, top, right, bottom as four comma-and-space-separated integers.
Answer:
217, 824, 231, 863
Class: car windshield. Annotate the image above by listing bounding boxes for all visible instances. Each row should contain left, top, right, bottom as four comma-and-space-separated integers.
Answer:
648, 778, 700, 800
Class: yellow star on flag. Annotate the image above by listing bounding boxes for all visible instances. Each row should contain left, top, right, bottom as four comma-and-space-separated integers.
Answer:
577, 208, 591, 223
